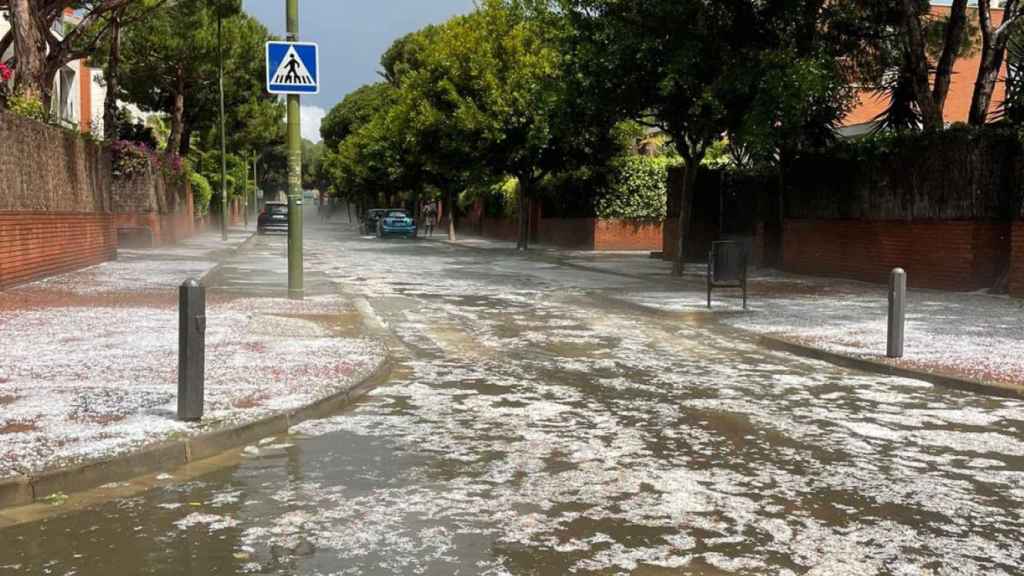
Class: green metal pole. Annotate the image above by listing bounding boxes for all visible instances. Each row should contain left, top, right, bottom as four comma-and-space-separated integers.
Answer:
218, 14, 228, 241
243, 151, 249, 229
252, 151, 258, 220
286, 0, 304, 299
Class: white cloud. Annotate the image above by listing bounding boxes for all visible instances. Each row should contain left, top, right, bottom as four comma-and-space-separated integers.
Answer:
300, 105, 326, 143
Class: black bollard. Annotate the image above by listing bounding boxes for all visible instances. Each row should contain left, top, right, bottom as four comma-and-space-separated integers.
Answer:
178, 279, 206, 421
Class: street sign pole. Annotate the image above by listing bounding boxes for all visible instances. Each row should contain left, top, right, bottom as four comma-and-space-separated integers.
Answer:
286, 0, 304, 300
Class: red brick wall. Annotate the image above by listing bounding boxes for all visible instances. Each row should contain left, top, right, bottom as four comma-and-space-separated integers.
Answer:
0, 212, 117, 289
471, 216, 663, 251
479, 217, 520, 242
662, 217, 721, 262
594, 220, 663, 251
538, 218, 595, 249
1011, 222, 1024, 297
783, 219, 1012, 291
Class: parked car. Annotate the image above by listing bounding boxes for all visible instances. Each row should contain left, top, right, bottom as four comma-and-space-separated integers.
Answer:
258, 202, 289, 235
361, 209, 390, 235
378, 209, 418, 238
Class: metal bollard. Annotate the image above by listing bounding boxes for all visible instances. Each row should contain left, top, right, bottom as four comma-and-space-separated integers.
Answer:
887, 268, 906, 359
178, 279, 206, 421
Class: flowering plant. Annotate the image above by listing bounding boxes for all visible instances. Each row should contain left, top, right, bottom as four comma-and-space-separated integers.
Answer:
111, 140, 158, 179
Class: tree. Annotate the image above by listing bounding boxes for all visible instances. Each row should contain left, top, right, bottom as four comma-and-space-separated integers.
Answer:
0, 0, 158, 109
970, 0, 1024, 125
404, 0, 583, 249
320, 83, 394, 150
896, 0, 969, 131
567, 0, 874, 273
103, 0, 265, 156
567, 1, 751, 272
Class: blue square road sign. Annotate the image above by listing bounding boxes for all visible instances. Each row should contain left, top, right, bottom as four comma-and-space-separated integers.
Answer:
266, 41, 319, 95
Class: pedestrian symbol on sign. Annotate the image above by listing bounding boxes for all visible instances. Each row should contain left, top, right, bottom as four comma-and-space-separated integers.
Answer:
272, 47, 313, 86
265, 41, 319, 95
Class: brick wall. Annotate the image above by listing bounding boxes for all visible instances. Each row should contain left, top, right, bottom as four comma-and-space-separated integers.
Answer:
594, 220, 663, 251
1011, 222, 1024, 297
783, 219, 1012, 291
1, 110, 201, 288
0, 212, 117, 288
469, 216, 662, 251
537, 218, 595, 249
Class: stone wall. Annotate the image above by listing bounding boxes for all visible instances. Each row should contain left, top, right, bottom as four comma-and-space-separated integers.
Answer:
0, 111, 112, 212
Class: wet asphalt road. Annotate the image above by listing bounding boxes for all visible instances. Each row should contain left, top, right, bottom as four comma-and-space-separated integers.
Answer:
2, 215, 1023, 575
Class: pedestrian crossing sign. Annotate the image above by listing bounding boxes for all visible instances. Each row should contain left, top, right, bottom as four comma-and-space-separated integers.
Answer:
266, 41, 319, 95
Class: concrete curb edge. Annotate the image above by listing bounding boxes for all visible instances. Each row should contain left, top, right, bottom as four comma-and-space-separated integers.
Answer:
759, 335, 1024, 398
0, 358, 394, 511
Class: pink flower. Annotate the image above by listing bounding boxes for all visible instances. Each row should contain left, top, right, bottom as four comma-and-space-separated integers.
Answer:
0, 63, 12, 82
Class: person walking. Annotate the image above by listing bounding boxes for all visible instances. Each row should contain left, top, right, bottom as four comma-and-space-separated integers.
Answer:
423, 203, 436, 237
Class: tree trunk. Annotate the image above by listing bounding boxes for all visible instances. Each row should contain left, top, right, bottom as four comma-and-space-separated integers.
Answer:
447, 188, 456, 242
179, 125, 193, 156
166, 70, 185, 157
673, 160, 699, 276
932, 0, 968, 114
517, 176, 530, 251
969, 0, 1019, 125
103, 12, 122, 140
10, 0, 49, 107
900, 0, 943, 130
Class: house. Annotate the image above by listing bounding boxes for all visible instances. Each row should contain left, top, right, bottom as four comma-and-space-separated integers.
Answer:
0, 9, 107, 135
840, 2, 1007, 136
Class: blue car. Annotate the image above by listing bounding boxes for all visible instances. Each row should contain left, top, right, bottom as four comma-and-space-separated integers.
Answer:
377, 210, 418, 238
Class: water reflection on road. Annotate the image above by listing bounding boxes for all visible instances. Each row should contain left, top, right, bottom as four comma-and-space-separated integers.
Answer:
2, 223, 1023, 575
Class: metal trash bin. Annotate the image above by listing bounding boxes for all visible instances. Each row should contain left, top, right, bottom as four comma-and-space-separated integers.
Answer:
707, 241, 748, 309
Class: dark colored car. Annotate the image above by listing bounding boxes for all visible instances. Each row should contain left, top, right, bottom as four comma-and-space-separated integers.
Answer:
361, 209, 390, 235
258, 202, 289, 235
378, 210, 418, 238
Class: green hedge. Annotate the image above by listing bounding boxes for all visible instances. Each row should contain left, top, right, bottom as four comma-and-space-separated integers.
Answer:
190, 171, 213, 217
596, 156, 680, 220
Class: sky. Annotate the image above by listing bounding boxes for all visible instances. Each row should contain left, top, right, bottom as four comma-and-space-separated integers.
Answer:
243, 0, 475, 142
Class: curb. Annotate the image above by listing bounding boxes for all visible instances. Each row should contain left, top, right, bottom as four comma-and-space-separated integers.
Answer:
585, 292, 1024, 399
0, 358, 393, 511
759, 335, 1024, 398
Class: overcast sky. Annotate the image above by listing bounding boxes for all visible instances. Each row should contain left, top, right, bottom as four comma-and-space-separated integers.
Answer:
242, 0, 475, 142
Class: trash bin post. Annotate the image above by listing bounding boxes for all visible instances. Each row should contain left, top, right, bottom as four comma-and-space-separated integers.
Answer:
178, 279, 206, 421
887, 268, 906, 359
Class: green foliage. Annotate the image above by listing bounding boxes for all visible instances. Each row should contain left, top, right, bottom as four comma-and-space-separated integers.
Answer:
596, 156, 679, 220
818, 122, 1019, 162
107, 1, 279, 155
321, 83, 394, 150
189, 170, 214, 216
7, 92, 48, 123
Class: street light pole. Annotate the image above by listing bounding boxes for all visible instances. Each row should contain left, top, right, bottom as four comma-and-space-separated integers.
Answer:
243, 150, 249, 230
252, 151, 259, 220
286, 0, 304, 300
218, 12, 228, 241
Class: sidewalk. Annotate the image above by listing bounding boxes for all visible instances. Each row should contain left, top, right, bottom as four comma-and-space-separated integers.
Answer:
0, 231, 386, 482
436, 233, 1024, 392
